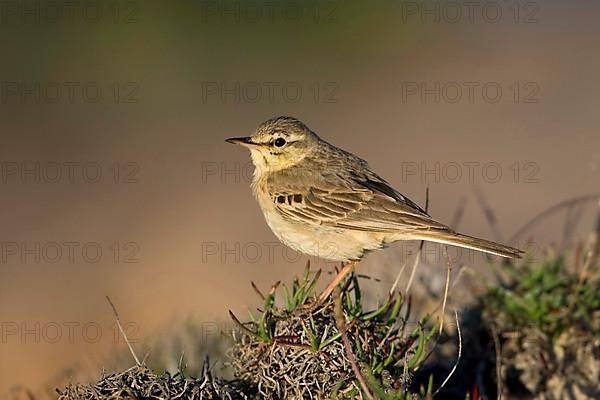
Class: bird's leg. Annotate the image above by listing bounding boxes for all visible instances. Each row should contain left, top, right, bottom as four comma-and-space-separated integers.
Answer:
318, 260, 357, 303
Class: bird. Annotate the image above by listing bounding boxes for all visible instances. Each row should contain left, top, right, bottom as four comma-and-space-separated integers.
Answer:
226, 116, 522, 301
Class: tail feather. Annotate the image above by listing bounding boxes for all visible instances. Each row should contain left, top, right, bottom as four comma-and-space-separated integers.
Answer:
412, 230, 523, 259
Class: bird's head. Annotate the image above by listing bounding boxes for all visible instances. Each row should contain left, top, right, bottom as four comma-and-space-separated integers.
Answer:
226, 116, 320, 174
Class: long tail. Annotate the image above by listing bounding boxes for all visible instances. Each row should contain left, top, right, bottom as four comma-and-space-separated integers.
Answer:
411, 229, 523, 259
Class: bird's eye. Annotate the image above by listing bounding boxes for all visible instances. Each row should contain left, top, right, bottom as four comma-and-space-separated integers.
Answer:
274, 138, 286, 148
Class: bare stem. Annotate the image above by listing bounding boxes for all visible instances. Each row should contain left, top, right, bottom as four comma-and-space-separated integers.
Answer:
433, 310, 462, 397
105, 296, 141, 366
333, 287, 374, 400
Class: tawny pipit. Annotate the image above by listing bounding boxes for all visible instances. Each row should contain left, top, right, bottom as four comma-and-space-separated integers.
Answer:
226, 116, 522, 300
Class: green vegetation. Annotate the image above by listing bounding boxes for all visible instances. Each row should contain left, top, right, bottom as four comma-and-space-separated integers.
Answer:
482, 256, 600, 342
471, 249, 600, 398
230, 263, 437, 399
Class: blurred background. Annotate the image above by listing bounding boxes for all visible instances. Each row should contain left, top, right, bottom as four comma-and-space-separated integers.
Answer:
1, 0, 599, 396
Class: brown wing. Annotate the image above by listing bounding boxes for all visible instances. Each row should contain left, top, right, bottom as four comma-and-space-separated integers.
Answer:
267, 166, 448, 233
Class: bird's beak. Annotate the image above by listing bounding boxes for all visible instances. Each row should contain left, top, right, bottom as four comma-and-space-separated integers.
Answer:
225, 136, 260, 149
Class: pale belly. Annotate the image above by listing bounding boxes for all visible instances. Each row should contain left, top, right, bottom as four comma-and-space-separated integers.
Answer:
256, 192, 386, 262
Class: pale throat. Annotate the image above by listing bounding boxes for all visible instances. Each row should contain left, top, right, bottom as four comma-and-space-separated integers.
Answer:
248, 147, 311, 195
249, 147, 300, 171
249, 149, 273, 195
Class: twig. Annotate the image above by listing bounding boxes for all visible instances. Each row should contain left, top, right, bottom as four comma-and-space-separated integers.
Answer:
142, 350, 151, 365
510, 193, 600, 243
578, 202, 600, 284
433, 310, 462, 397
404, 244, 423, 294
490, 324, 503, 400
333, 287, 374, 400
560, 201, 585, 251
251, 281, 265, 301
389, 259, 408, 295
105, 296, 141, 366
229, 310, 258, 338
141, 339, 157, 365
563, 202, 599, 318
449, 264, 467, 293
178, 349, 186, 372
450, 196, 467, 230
473, 186, 503, 242
439, 246, 452, 335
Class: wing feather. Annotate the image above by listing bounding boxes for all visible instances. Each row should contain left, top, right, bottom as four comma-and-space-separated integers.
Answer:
267, 163, 449, 233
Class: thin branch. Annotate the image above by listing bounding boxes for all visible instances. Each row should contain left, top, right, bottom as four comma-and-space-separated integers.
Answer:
251, 281, 266, 301
404, 244, 423, 294
423, 265, 484, 318
490, 324, 503, 400
433, 310, 462, 397
178, 349, 186, 372
105, 296, 141, 366
439, 246, 452, 335
560, 201, 585, 251
450, 196, 467, 230
229, 310, 258, 338
389, 259, 408, 295
579, 202, 600, 284
473, 186, 503, 242
333, 287, 374, 400
449, 264, 468, 293
510, 193, 600, 243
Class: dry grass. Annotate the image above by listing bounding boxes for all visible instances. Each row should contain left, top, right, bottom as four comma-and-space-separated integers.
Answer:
57, 363, 254, 400
228, 265, 435, 399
